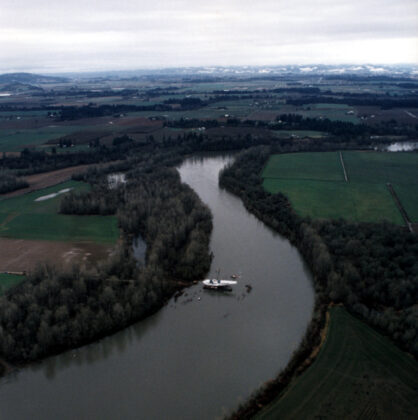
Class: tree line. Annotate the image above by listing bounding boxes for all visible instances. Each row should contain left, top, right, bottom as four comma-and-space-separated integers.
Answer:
0, 170, 28, 194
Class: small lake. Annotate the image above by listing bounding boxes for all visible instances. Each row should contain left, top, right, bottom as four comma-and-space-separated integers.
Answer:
0, 154, 314, 420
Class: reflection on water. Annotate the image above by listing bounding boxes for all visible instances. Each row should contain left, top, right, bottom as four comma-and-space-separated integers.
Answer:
0, 155, 314, 420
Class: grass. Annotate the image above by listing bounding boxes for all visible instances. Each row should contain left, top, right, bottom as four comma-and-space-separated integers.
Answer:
256, 306, 418, 420
0, 273, 25, 294
297, 103, 360, 124
393, 184, 418, 222
0, 181, 119, 243
0, 110, 49, 118
263, 179, 403, 224
262, 152, 345, 182
262, 151, 418, 224
272, 130, 327, 139
343, 151, 418, 185
0, 126, 85, 152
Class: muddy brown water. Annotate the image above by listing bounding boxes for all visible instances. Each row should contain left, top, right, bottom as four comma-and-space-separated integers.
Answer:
0, 154, 314, 420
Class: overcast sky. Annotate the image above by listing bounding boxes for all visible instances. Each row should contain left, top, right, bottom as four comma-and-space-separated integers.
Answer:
0, 0, 417, 73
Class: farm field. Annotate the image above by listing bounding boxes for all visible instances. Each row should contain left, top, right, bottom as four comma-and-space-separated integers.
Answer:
272, 130, 327, 138
262, 152, 345, 181
0, 126, 85, 152
256, 306, 418, 420
0, 180, 119, 243
263, 178, 403, 223
393, 184, 418, 222
262, 151, 418, 224
0, 273, 25, 294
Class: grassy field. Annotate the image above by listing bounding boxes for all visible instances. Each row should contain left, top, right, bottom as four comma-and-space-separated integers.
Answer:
343, 151, 418, 185
0, 181, 119, 243
263, 178, 404, 224
262, 151, 418, 224
393, 184, 418, 222
0, 126, 85, 152
262, 152, 345, 182
272, 130, 327, 139
299, 103, 360, 124
256, 307, 418, 420
0, 273, 25, 294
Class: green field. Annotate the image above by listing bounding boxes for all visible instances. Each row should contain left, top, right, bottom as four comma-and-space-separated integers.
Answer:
343, 151, 418, 185
394, 184, 418, 222
263, 178, 403, 224
256, 307, 418, 420
0, 126, 85, 152
272, 130, 327, 139
0, 181, 119, 243
262, 151, 418, 224
299, 103, 360, 124
0, 273, 25, 294
263, 152, 345, 182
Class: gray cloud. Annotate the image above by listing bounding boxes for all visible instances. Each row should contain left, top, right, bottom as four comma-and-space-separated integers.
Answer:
0, 0, 416, 72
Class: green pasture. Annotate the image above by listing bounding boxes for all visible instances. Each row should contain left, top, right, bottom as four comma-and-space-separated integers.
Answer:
263, 178, 403, 224
300, 109, 359, 124
262, 152, 345, 182
0, 110, 50, 118
393, 184, 418, 222
0, 181, 118, 243
0, 273, 25, 294
0, 126, 85, 152
256, 306, 418, 420
310, 103, 351, 109
262, 151, 418, 224
343, 151, 418, 185
272, 130, 327, 139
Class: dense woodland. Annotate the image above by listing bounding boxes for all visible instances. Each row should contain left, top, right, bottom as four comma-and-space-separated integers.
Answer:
0, 149, 212, 363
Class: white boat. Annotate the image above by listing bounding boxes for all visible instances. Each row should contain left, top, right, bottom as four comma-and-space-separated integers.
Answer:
202, 269, 237, 291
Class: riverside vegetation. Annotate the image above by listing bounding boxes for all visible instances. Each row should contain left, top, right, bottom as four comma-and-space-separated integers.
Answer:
0, 147, 212, 363
219, 146, 418, 418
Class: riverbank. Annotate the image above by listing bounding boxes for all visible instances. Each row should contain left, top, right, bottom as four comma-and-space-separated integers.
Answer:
220, 146, 418, 418
0, 154, 314, 420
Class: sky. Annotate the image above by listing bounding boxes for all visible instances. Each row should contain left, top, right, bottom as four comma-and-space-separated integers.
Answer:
0, 0, 417, 73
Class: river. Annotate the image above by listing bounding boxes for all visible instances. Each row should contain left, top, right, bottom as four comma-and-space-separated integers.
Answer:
0, 155, 314, 420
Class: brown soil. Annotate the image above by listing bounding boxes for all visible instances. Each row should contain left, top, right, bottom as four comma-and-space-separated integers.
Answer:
0, 238, 114, 272
1, 164, 93, 199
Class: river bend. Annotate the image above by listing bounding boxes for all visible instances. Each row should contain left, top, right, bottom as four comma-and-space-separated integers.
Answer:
0, 155, 314, 420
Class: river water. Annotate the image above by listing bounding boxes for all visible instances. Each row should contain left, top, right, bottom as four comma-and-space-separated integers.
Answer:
0, 155, 314, 420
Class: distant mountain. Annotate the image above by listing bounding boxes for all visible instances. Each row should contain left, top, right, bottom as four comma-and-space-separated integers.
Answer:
0, 72, 68, 84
